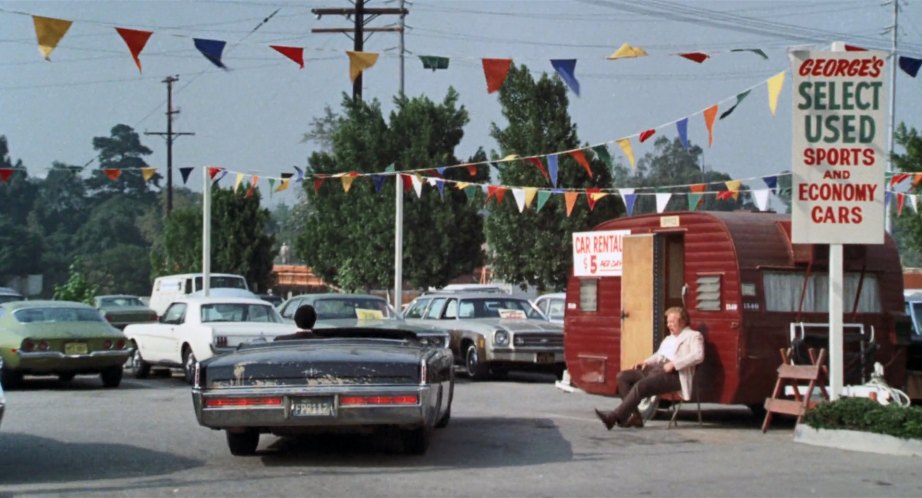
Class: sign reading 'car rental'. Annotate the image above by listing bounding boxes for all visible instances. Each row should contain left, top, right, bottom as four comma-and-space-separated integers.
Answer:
572, 229, 631, 277
790, 49, 887, 244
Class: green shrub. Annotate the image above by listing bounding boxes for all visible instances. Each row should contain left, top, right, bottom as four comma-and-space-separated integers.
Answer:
804, 397, 922, 440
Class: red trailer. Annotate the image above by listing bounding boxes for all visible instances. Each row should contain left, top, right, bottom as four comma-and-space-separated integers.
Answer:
564, 211, 910, 411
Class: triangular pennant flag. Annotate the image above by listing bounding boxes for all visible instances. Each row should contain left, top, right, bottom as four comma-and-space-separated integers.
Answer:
482, 58, 513, 94
341, 175, 356, 193
180, 167, 193, 184
536, 190, 552, 212
486, 185, 507, 205
271, 45, 305, 69
275, 178, 290, 193
767, 71, 786, 117
585, 187, 602, 210
639, 129, 656, 143
371, 174, 386, 193
512, 188, 526, 213
890, 173, 910, 188
281, 172, 293, 180
207, 166, 224, 180
616, 139, 635, 169
720, 90, 751, 120
752, 189, 771, 211
688, 192, 703, 211
234, 173, 245, 193
724, 180, 742, 200
688, 183, 706, 193
563, 192, 579, 217
899, 56, 922, 78
401, 174, 413, 192
141, 167, 157, 182
103, 168, 122, 181
463, 185, 478, 202
898, 192, 906, 216
655, 193, 672, 213
212, 169, 227, 185
268, 178, 277, 192
703, 105, 718, 146
619, 188, 637, 216
550, 59, 580, 96
0, 168, 15, 183
909, 194, 919, 214
293, 166, 304, 182
435, 179, 445, 199
32, 16, 72, 61
569, 150, 593, 178
115, 28, 153, 73
411, 175, 424, 198
245, 176, 259, 198
313, 177, 325, 192
762, 175, 778, 191
419, 55, 449, 70
608, 43, 647, 60
678, 52, 709, 63
523, 187, 538, 209
525, 156, 549, 181
592, 145, 613, 169
547, 154, 559, 188
455, 181, 469, 190
436, 166, 448, 176
194, 38, 228, 69
913, 173, 922, 189
676, 118, 689, 151
466, 165, 478, 177
886, 191, 893, 210
844, 44, 867, 52
347, 51, 379, 82
731, 48, 768, 60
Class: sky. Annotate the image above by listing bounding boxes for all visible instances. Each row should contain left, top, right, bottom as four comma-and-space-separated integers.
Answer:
2, 0, 922, 207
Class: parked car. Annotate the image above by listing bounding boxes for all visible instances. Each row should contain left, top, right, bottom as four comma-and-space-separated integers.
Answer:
149, 273, 249, 317
278, 293, 398, 323
191, 322, 454, 456
0, 300, 130, 388
94, 294, 159, 330
533, 292, 566, 324
0, 287, 24, 304
258, 293, 283, 308
403, 291, 565, 380
123, 296, 297, 383
0, 357, 5, 428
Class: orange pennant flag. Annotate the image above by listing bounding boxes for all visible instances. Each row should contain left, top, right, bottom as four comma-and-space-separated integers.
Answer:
33, 16, 72, 60
347, 51, 379, 82
703, 104, 718, 146
569, 150, 593, 178
563, 192, 579, 217
115, 27, 153, 73
913, 173, 922, 189
486, 185, 507, 205
271, 45, 304, 69
141, 167, 157, 181
275, 178, 290, 192
688, 183, 706, 193
482, 58, 512, 94
341, 175, 357, 192
103, 168, 122, 181
245, 176, 260, 198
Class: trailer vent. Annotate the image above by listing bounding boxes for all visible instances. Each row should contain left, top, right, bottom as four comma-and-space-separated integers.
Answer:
695, 275, 721, 311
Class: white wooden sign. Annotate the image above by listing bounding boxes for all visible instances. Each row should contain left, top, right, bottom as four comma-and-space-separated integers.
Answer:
572, 230, 631, 277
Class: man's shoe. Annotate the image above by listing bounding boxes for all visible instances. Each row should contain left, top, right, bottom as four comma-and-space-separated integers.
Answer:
623, 412, 644, 428
594, 409, 618, 430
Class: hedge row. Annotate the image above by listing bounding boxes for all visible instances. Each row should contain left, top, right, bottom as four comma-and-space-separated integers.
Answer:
804, 397, 922, 440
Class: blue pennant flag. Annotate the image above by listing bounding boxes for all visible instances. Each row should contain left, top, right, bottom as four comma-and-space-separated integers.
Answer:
676, 118, 689, 151
548, 154, 559, 188
371, 174, 386, 193
194, 38, 228, 69
899, 56, 922, 78
762, 175, 778, 191
550, 59, 580, 96
293, 166, 304, 182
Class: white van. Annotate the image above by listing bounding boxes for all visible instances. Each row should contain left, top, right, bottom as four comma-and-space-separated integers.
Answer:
149, 273, 249, 317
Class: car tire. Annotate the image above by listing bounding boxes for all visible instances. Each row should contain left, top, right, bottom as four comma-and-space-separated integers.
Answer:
130, 346, 151, 379
100, 366, 123, 388
58, 372, 76, 382
464, 343, 489, 380
435, 405, 451, 429
182, 347, 196, 384
226, 430, 259, 456
402, 426, 431, 455
1, 368, 23, 389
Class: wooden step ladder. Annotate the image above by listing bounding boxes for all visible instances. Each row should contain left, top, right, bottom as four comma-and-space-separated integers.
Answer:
761, 347, 829, 432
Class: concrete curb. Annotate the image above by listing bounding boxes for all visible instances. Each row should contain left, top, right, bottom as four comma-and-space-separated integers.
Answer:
794, 423, 922, 457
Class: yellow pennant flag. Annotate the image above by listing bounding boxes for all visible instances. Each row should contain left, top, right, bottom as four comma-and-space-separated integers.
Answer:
523, 187, 538, 208
341, 175, 356, 192
564, 192, 579, 217
347, 51, 379, 82
616, 138, 635, 169
725, 179, 742, 200
33, 16, 73, 60
233, 173, 245, 193
141, 167, 157, 182
501, 154, 519, 162
455, 181, 470, 190
767, 71, 786, 117
275, 178, 290, 193
607, 43, 648, 60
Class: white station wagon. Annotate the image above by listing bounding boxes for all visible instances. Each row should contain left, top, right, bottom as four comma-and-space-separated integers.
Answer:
123, 297, 297, 383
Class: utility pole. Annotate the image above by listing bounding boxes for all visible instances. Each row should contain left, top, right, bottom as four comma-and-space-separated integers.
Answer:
311, 0, 408, 100
145, 75, 194, 216
886, 0, 899, 233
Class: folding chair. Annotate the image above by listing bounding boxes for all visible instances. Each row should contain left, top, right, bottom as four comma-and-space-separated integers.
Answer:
659, 371, 702, 429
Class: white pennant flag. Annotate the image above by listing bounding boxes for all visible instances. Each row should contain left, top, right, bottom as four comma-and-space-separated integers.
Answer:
909, 194, 919, 214
752, 189, 771, 212
655, 193, 672, 213
512, 188, 526, 212
410, 175, 424, 198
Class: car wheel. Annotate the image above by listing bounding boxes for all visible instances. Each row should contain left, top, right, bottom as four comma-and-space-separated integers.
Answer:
1, 368, 23, 389
130, 346, 151, 379
226, 430, 259, 456
58, 372, 76, 382
182, 347, 196, 384
464, 343, 489, 380
100, 366, 123, 388
402, 426, 431, 455
638, 395, 660, 422
435, 405, 451, 429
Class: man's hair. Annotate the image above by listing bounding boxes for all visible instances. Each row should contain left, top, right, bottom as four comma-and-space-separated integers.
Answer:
294, 304, 317, 330
664, 306, 689, 325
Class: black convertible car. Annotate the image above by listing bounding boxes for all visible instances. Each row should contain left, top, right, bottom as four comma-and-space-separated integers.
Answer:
191, 323, 454, 456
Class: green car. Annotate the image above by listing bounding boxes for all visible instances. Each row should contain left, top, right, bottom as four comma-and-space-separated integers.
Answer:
94, 295, 158, 330
0, 300, 130, 389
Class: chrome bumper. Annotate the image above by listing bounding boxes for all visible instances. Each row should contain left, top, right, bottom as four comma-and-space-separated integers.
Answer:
488, 349, 564, 364
17, 350, 130, 360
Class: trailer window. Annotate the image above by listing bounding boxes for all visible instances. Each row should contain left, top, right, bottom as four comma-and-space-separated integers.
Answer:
579, 279, 598, 312
695, 275, 721, 311
763, 272, 880, 312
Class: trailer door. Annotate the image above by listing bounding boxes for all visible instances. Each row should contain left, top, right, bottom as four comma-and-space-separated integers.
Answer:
621, 234, 660, 369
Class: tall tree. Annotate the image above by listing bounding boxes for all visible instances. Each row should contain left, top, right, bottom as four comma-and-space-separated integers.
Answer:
484, 64, 619, 291
891, 123, 922, 266
0, 136, 41, 285
86, 124, 158, 201
295, 91, 485, 292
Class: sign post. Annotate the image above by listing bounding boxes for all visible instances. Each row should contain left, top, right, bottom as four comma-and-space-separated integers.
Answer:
789, 49, 888, 399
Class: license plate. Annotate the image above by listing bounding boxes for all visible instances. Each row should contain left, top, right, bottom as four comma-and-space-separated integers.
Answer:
291, 397, 335, 417
536, 352, 555, 364
64, 342, 88, 355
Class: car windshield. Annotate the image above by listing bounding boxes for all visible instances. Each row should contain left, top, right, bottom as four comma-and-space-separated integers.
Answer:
201, 303, 281, 323
193, 276, 247, 290
458, 297, 545, 320
909, 301, 922, 337
13, 307, 105, 323
313, 298, 393, 320
99, 296, 145, 307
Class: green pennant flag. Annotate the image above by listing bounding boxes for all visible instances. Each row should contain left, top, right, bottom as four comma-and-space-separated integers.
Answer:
463, 185, 478, 202
592, 145, 613, 169
419, 55, 449, 71
688, 193, 703, 211
267, 178, 276, 192
536, 190, 552, 212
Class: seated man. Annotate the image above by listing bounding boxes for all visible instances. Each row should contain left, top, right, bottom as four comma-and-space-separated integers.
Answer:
274, 304, 317, 341
594, 306, 704, 429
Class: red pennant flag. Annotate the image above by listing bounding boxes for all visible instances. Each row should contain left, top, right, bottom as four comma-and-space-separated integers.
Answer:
245, 176, 259, 198
115, 27, 153, 73
585, 187, 601, 210
401, 174, 413, 192
0, 168, 14, 183
271, 45, 304, 69
716, 190, 735, 201
898, 192, 906, 216
103, 168, 122, 181
466, 164, 478, 177
207, 166, 224, 179
890, 173, 910, 187
486, 185, 507, 205
639, 129, 656, 143
525, 157, 549, 181
569, 150, 593, 178
312, 177, 325, 192
844, 44, 867, 52
482, 58, 512, 94
678, 52, 709, 63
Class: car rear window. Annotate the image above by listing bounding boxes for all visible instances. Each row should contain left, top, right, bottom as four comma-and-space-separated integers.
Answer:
14, 307, 105, 323
313, 298, 391, 319
201, 303, 281, 323
459, 298, 544, 319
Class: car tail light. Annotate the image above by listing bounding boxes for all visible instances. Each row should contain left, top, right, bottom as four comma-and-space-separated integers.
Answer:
340, 394, 418, 406
103, 339, 113, 349
21, 339, 35, 352
104, 313, 114, 323
215, 336, 228, 348
115, 339, 126, 350
147, 312, 158, 322
203, 397, 283, 408
38, 340, 50, 351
